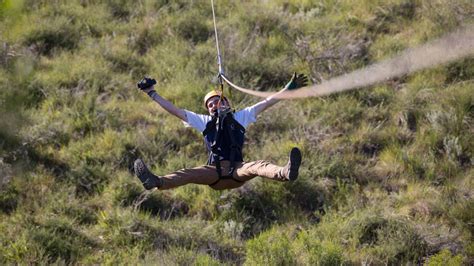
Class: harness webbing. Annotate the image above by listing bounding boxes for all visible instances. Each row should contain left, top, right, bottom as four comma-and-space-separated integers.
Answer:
204, 112, 245, 186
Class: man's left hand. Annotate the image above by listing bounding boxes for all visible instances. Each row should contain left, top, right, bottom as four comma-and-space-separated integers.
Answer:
284, 73, 308, 90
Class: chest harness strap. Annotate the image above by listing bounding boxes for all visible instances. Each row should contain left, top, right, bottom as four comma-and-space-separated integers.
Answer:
203, 110, 245, 186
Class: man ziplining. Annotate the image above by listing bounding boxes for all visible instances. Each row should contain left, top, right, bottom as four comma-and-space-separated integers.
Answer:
131, 0, 472, 191
133, 73, 308, 190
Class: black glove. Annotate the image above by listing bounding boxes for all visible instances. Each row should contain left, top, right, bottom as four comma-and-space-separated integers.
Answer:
137, 77, 157, 90
284, 73, 308, 90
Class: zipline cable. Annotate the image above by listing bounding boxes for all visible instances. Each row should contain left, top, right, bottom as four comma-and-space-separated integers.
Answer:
221, 24, 474, 100
210, 0, 227, 104
211, 0, 224, 80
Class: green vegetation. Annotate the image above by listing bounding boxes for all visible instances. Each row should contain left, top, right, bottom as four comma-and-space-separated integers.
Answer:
1, 0, 473, 264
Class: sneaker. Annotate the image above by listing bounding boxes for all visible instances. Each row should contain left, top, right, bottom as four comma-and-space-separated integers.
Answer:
134, 159, 162, 190
285, 147, 302, 181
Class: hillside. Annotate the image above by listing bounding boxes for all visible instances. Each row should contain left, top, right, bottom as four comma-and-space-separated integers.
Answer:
1, 0, 473, 264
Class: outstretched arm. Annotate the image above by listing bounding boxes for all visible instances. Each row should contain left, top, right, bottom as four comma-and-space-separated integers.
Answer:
251, 73, 308, 116
251, 89, 287, 116
141, 86, 187, 122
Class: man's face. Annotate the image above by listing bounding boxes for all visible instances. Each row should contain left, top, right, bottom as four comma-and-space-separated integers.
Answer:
207, 96, 229, 115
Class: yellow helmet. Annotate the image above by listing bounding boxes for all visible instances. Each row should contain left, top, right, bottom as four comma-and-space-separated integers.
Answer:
203, 90, 227, 108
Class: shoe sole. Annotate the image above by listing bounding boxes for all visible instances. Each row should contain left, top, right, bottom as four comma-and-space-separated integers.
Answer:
134, 159, 146, 177
288, 147, 302, 181
134, 159, 157, 190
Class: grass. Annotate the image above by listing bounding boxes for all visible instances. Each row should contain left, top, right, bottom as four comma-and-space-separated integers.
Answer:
0, 0, 473, 264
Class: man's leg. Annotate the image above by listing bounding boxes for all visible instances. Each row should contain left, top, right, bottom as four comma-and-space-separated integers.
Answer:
134, 159, 219, 190
134, 159, 250, 190
160, 165, 220, 189
236, 147, 302, 182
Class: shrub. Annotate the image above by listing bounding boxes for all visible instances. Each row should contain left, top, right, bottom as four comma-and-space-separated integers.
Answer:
0, 223, 34, 264
445, 58, 474, 83
114, 180, 188, 219
66, 163, 109, 196
0, 182, 18, 214
103, 46, 148, 78
287, 177, 326, 214
345, 213, 428, 263
105, 0, 139, 20
447, 197, 474, 236
293, 231, 345, 266
22, 16, 82, 55
173, 10, 210, 44
32, 48, 111, 91
128, 21, 165, 55
161, 247, 222, 266
245, 226, 296, 265
59, 128, 126, 166
218, 184, 284, 239
425, 249, 463, 266
62, 203, 100, 225
30, 218, 98, 263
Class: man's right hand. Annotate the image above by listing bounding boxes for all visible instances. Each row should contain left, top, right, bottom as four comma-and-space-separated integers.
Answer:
137, 77, 157, 91
137, 77, 187, 122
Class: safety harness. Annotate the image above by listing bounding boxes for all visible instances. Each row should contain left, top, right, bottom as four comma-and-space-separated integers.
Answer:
203, 108, 246, 186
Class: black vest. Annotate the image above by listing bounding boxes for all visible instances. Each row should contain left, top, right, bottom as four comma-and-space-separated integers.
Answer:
202, 111, 246, 165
